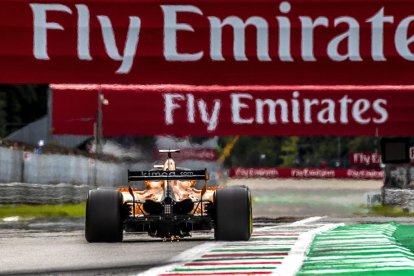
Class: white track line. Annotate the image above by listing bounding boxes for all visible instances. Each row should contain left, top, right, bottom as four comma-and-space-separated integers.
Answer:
138, 241, 225, 276
273, 223, 343, 276
259, 216, 325, 232
290, 216, 326, 226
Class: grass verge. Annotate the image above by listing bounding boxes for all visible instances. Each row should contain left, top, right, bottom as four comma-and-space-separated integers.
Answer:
367, 204, 414, 217
0, 202, 86, 219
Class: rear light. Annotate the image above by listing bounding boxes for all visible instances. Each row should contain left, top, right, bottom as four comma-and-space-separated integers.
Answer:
164, 204, 172, 215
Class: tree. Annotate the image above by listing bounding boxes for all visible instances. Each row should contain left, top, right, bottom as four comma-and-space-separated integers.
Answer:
0, 84, 48, 137
220, 136, 284, 167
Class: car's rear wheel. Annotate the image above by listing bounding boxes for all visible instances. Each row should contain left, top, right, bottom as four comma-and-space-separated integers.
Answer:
214, 185, 252, 241
85, 189, 123, 242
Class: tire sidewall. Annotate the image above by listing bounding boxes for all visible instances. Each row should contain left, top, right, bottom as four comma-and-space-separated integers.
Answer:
214, 185, 252, 241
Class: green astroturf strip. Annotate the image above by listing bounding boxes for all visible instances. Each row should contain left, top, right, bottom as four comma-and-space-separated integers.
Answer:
298, 270, 414, 276
298, 223, 414, 275
394, 225, 414, 253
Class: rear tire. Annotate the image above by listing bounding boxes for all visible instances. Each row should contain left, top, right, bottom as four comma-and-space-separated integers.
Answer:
85, 189, 123, 243
214, 185, 252, 241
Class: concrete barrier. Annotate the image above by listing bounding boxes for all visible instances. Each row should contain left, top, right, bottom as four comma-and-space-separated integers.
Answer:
0, 183, 89, 204
0, 146, 222, 204
383, 188, 414, 211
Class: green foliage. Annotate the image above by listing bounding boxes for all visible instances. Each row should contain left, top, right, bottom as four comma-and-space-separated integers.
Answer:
0, 93, 6, 136
280, 137, 298, 167
218, 136, 412, 168
0, 84, 48, 137
348, 136, 380, 152
297, 137, 344, 167
222, 136, 284, 167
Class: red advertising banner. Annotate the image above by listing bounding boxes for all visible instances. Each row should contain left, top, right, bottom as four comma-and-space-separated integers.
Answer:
349, 152, 381, 166
4, 0, 414, 84
349, 150, 414, 165
51, 84, 414, 136
228, 167, 384, 180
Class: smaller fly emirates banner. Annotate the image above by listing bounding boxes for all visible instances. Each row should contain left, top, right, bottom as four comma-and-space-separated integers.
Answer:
51, 85, 414, 136
6, 0, 414, 84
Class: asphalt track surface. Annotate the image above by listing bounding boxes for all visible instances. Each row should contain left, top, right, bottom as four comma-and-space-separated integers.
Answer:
0, 228, 212, 275
1, 179, 412, 275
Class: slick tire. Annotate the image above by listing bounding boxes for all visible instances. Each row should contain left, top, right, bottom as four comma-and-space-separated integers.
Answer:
85, 189, 123, 243
214, 185, 252, 241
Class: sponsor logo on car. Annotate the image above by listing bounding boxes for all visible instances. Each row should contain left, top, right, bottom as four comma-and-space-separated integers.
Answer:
141, 171, 194, 177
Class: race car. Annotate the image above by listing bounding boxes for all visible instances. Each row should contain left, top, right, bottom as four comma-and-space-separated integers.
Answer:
85, 149, 252, 242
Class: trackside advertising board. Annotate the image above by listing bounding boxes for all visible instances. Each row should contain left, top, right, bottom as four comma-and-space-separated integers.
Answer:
228, 168, 384, 179
4, 0, 414, 84
350, 151, 414, 165
349, 152, 381, 166
51, 84, 414, 136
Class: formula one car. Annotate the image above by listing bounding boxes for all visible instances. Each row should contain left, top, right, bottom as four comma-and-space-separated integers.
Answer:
85, 149, 252, 242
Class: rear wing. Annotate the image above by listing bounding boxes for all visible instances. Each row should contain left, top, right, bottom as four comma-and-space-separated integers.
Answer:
128, 169, 209, 181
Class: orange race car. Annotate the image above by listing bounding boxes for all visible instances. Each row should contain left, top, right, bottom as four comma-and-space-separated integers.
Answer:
85, 149, 252, 242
